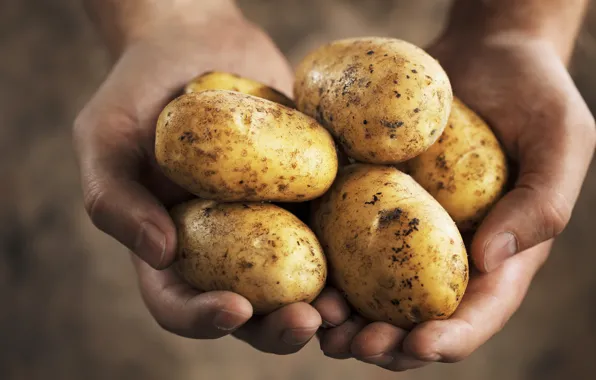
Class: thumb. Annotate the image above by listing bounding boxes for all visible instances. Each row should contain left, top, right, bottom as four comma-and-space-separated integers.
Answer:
74, 113, 177, 269
471, 108, 595, 273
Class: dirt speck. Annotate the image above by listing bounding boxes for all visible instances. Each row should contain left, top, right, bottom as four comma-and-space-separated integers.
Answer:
381, 120, 404, 129
378, 208, 403, 227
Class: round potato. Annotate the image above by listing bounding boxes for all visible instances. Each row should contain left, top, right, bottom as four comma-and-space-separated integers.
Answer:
155, 90, 338, 202
172, 199, 327, 315
294, 37, 453, 164
185, 71, 296, 108
312, 164, 468, 329
403, 97, 508, 231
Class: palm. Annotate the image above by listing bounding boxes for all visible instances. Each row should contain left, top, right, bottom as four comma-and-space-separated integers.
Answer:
76, 18, 327, 354
104, 24, 295, 208
429, 39, 570, 161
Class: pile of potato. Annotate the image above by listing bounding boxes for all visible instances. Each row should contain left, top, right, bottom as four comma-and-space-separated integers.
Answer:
154, 37, 508, 328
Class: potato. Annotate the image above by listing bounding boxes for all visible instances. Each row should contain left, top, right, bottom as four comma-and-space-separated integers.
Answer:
185, 71, 296, 108
312, 164, 468, 329
402, 97, 508, 231
183, 72, 315, 217
155, 90, 338, 202
294, 37, 453, 164
172, 199, 327, 314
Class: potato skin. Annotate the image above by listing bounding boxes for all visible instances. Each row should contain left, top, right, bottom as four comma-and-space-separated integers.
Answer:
155, 90, 338, 202
172, 200, 327, 315
403, 97, 508, 231
185, 71, 296, 108
312, 164, 468, 329
294, 37, 453, 164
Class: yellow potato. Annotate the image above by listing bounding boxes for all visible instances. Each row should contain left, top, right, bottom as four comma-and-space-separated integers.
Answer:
155, 90, 338, 202
185, 71, 296, 108
172, 199, 327, 315
403, 97, 509, 231
311, 164, 468, 329
294, 37, 453, 164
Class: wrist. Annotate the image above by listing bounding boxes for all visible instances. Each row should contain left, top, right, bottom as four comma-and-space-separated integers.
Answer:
88, 0, 243, 58
440, 0, 587, 63
435, 27, 554, 53
440, 27, 569, 62
124, 1, 242, 45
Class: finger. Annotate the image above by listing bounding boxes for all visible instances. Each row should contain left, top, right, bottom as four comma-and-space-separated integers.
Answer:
74, 113, 177, 269
319, 314, 368, 359
135, 256, 253, 338
312, 287, 351, 328
472, 76, 595, 272
233, 302, 322, 355
351, 322, 428, 371
403, 241, 551, 363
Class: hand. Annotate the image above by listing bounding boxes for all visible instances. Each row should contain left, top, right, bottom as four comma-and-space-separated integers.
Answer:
73, 11, 321, 353
315, 33, 595, 371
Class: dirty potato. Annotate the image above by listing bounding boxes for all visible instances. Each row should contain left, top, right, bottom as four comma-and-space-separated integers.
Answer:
403, 97, 508, 231
294, 37, 453, 164
185, 71, 296, 108
155, 90, 338, 202
312, 164, 468, 329
172, 199, 327, 315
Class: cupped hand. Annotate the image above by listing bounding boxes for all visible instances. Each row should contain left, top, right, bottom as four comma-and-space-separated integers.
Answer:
315, 34, 595, 371
73, 14, 321, 353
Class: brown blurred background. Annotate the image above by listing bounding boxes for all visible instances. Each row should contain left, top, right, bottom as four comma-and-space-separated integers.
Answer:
1, 1, 595, 379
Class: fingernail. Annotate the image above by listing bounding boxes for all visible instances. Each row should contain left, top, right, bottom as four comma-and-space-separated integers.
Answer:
403, 341, 442, 362
212, 310, 248, 331
321, 320, 337, 329
135, 222, 166, 268
282, 327, 318, 345
484, 232, 518, 272
361, 353, 395, 366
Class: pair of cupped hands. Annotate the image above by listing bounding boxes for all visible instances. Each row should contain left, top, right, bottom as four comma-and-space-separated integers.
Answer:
73, 15, 594, 372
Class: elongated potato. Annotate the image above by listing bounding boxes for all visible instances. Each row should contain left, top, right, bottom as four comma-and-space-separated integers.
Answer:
155, 90, 338, 202
294, 37, 453, 164
185, 71, 296, 108
172, 200, 327, 314
312, 164, 468, 329
183, 72, 313, 218
403, 97, 508, 231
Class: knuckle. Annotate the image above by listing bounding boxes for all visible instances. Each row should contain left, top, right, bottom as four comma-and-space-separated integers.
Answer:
139, 285, 190, 338
406, 321, 473, 364
408, 348, 440, 362
83, 179, 110, 229
73, 102, 146, 153
539, 190, 572, 238
410, 346, 467, 364
405, 341, 442, 362
517, 175, 573, 240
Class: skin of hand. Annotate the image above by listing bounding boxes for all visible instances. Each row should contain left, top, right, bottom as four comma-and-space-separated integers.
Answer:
73, 1, 324, 354
315, 1, 596, 372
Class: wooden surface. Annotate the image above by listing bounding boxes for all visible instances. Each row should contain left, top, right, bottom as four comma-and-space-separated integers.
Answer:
1, 1, 595, 379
